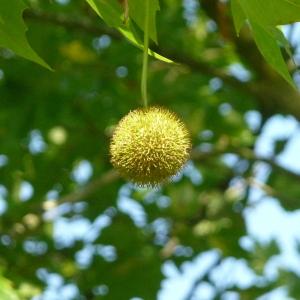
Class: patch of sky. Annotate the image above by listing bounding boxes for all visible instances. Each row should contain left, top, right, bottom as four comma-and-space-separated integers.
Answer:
173, 245, 193, 258
196, 142, 213, 153
75, 244, 95, 268
183, 0, 199, 26
152, 218, 171, 246
75, 243, 117, 268
161, 114, 300, 299
228, 63, 251, 82
245, 197, 300, 276
118, 196, 147, 227
281, 23, 300, 50
43, 203, 72, 221
257, 287, 292, 300
209, 257, 260, 290
93, 284, 109, 296
0, 185, 7, 215
183, 160, 203, 185
34, 269, 80, 300
72, 160, 93, 185
116, 66, 128, 78
53, 216, 92, 248
293, 70, 300, 88
243, 114, 300, 286
0, 154, 8, 167
28, 130, 47, 154
55, 0, 70, 5
0, 69, 4, 80
199, 129, 214, 141
93, 35, 111, 51
219, 103, 232, 116
0, 235, 12, 246
156, 195, 171, 209
209, 77, 223, 92
192, 282, 215, 300
159, 250, 220, 300
19, 181, 34, 202
23, 239, 48, 256
83, 214, 112, 243
206, 20, 218, 33
255, 115, 297, 157
95, 244, 117, 262
244, 110, 262, 132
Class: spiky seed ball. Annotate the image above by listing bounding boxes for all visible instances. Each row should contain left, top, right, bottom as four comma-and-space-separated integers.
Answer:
110, 106, 191, 186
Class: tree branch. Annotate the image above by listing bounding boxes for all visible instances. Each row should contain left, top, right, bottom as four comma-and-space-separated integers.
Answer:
245, 177, 299, 208
24, 10, 120, 39
58, 169, 119, 205
24, 10, 252, 94
54, 147, 300, 207
191, 147, 300, 182
234, 148, 300, 181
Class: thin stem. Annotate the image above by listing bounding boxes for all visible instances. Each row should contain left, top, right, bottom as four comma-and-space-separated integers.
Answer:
141, 0, 150, 107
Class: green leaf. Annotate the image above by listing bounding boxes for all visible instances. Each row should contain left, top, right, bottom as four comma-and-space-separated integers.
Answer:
250, 21, 294, 86
119, 27, 173, 63
231, 0, 246, 35
0, 0, 51, 70
85, 0, 123, 28
239, 0, 300, 26
0, 276, 20, 300
128, 0, 160, 43
271, 27, 293, 58
85, 0, 173, 63
232, 0, 298, 87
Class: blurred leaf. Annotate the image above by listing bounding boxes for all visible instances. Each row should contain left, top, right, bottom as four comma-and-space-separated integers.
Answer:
60, 40, 96, 64
274, 138, 288, 155
268, 175, 300, 210
249, 240, 280, 275
0, 276, 19, 300
278, 269, 300, 298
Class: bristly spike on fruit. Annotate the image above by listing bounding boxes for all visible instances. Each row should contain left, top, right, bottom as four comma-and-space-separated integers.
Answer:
110, 106, 191, 187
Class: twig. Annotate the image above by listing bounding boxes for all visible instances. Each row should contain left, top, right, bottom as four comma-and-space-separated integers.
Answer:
235, 148, 300, 182
245, 177, 299, 207
55, 147, 300, 206
23, 10, 120, 39
191, 147, 300, 182
58, 169, 119, 204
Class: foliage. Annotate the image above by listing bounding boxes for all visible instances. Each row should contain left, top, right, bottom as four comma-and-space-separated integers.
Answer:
0, 0, 300, 299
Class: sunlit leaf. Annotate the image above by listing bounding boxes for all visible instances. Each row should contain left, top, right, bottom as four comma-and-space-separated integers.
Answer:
85, 0, 173, 63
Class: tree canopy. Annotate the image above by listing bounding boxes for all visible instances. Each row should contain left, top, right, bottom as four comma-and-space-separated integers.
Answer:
1, 0, 300, 299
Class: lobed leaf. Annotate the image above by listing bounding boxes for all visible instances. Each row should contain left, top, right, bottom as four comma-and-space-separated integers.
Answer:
0, 0, 51, 69
231, 0, 299, 87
